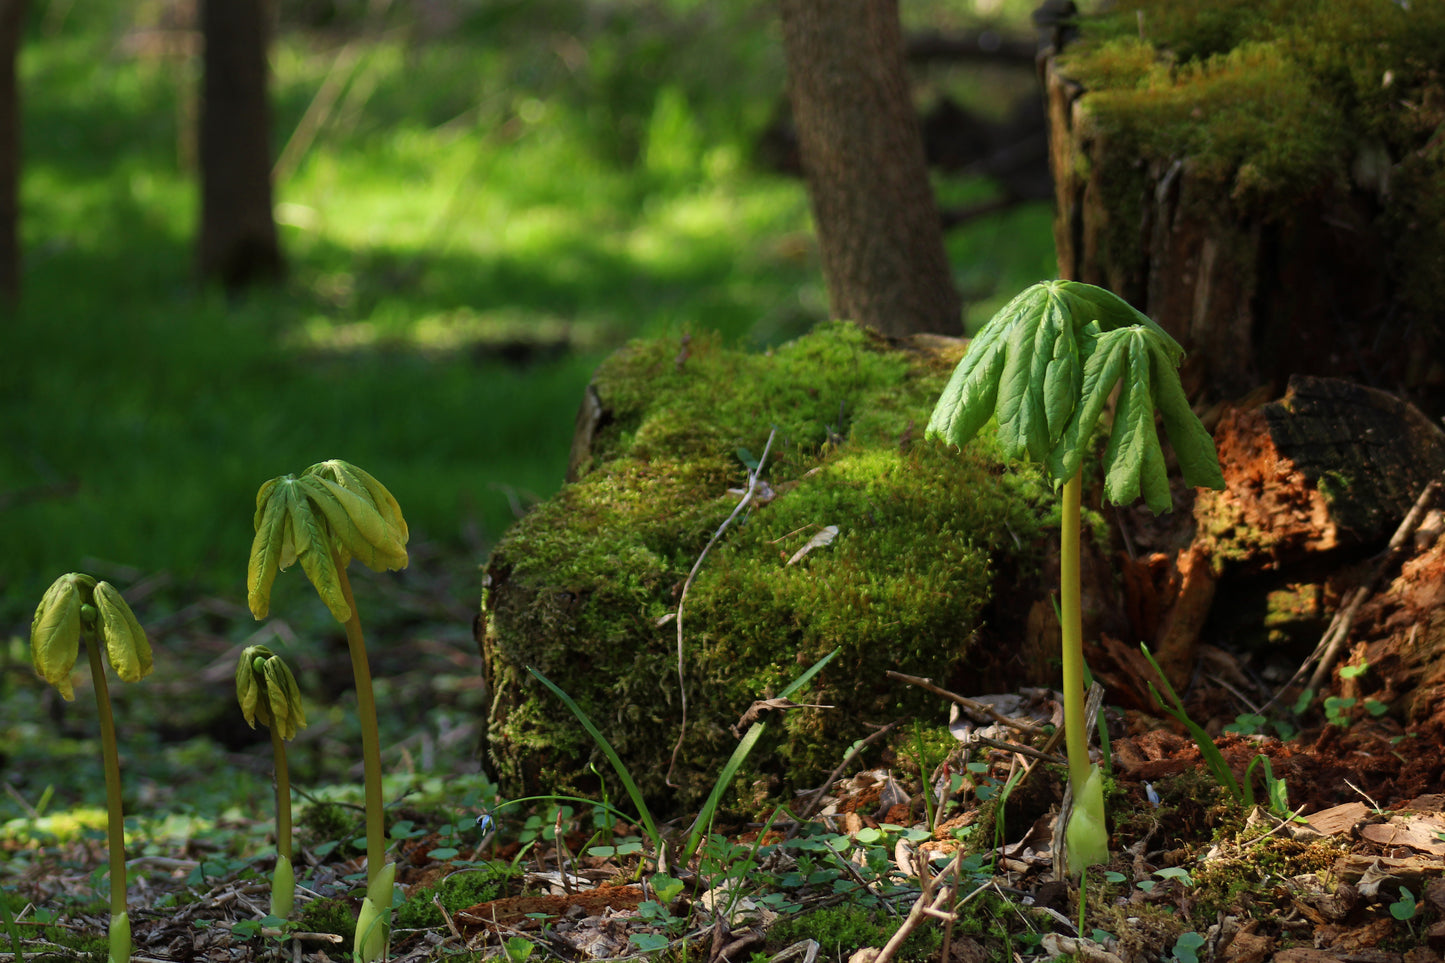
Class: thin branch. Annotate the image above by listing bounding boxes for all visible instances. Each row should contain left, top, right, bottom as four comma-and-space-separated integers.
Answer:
665, 429, 777, 788
885, 670, 1050, 737
799, 721, 902, 820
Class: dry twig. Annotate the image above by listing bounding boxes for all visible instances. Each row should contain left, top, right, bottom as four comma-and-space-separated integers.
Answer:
666, 429, 777, 788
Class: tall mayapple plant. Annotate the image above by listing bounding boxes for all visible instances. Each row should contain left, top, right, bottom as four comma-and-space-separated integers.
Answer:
927, 280, 1225, 875
247, 459, 408, 962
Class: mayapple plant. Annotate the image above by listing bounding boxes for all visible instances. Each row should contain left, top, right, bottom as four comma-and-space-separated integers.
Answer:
236, 644, 308, 918
927, 280, 1224, 875
247, 459, 408, 961
30, 573, 153, 963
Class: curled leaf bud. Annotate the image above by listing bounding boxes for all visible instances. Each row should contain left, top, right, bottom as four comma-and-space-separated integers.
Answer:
236, 645, 307, 741
93, 582, 152, 684
30, 574, 88, 701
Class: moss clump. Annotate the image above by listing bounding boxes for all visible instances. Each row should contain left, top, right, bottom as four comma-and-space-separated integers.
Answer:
768, 904, 942, 961
396, 864, 517, 929
1067, 39, 1343, 214
482, 322, 1054, 813
298, 896, 356, 945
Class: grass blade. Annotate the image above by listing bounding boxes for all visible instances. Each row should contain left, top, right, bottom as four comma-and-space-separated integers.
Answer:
1139, 644, 1243, 803
681, 648, 839, 863
528, 668, 663, 855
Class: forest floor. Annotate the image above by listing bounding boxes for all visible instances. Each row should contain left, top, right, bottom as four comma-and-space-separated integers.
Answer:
5, 511, 1445, 963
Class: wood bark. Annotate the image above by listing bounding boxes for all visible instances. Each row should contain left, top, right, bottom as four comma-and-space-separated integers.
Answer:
778, 0, 962, 337
198, 0, 283, 290
0, 0, 25, 306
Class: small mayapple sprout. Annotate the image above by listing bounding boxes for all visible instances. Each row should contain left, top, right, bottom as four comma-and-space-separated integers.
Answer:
236, 644, 307, 741
248, 459, 409, 623
31, 573, 153, 700
29, 573, 151, 963
236, 644, 308, 920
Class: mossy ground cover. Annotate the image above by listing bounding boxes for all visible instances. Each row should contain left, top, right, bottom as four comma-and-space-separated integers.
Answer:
483, 322, 1057, 813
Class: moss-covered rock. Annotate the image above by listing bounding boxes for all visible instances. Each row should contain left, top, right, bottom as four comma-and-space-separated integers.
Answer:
480, 322, 1056, 815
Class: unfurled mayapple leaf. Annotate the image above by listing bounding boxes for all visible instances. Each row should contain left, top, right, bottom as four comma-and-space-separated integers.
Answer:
248, 460, 410, 623
30, 574, 151, 700
236, 644, 307, 741
927, 280, 1224, 513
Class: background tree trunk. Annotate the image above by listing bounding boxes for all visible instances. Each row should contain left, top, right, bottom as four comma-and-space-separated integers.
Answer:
778, 0, 962, 338
198, 0, 283, 290
0, 0, 25, 307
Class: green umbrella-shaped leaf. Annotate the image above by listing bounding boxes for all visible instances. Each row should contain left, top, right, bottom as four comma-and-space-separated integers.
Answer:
93, 582, 152, 683
1047, 326, 1131, 483
30, 574, 87, 701
1148, 338, 1226, 491
248, 480, 291, 620
283, 481, 351, 623
306, 460, 410, 558
299, 475, 407, 574
1101, 331, 1173, 512
927, 284, 1043, 450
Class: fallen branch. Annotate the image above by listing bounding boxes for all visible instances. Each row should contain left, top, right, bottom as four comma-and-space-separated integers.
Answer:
885, 670, 1050, 737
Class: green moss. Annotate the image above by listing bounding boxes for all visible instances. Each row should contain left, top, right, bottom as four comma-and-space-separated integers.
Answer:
768, 904, 941, 961
397, 863, 517, 929
298, 896, 357, 945
1066, 40, 1343, 214
482, 323, 1054, 813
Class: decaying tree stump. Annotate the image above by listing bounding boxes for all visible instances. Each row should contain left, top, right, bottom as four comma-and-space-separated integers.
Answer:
1041, 3, 1445, 411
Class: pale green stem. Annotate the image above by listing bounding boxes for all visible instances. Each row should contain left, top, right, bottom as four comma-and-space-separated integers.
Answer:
84, 633, 128, 920
1059, 469, 1090, 792
269, 726, 292, 862
333, 554, 386, 886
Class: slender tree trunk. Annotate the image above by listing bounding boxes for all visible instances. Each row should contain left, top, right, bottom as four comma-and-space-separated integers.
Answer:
198, 0, 283, 290
778, 0, 962, 337
0, 0, 25, 307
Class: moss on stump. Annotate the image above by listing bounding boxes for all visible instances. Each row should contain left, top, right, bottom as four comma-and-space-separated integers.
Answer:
480, 323, 1055, 815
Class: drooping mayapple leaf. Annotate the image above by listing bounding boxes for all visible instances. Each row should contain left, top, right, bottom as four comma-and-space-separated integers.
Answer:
283, 479, 352, 623
248, 478, 292, 620
299, 474, 408, 574
306, 460, 409, 554
93, 581, 152, 683
29, 574, 86, 701
928, 280, 1223, 513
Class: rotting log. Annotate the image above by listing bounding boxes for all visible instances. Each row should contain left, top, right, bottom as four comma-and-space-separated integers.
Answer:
1105, 377, 1445, 697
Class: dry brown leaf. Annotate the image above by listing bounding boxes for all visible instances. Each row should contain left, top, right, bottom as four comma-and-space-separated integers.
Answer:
1358, 814, 1445, 856
786, 525, 838, 565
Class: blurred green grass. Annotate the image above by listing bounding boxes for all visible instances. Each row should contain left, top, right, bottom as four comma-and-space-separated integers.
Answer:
1, 0, 1055, 627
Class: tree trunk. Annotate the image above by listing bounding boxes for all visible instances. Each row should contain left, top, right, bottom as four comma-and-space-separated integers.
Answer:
778, 0, 962, 337
0, 0, 25, 307
198, 0, 283, 290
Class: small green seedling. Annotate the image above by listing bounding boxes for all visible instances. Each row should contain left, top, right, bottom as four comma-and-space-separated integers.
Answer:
236, 644, 308, 918
247, 459, 408, 962
30, 573, 153, 963
928, 280, 1224, 875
